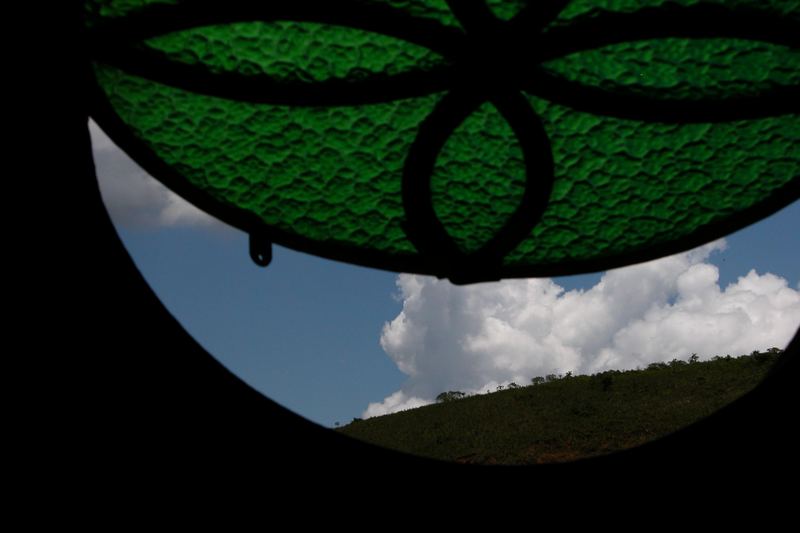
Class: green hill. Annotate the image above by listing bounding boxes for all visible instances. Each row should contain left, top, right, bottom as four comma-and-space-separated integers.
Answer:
337, 350, 782, 464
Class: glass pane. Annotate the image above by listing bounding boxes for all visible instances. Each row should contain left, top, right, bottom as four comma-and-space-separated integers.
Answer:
86, 0, 800, 280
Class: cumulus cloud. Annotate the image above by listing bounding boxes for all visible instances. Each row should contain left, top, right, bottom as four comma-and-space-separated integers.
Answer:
89, 119, 221, 229
364, 240, 800, 418
362, 391, 432, 419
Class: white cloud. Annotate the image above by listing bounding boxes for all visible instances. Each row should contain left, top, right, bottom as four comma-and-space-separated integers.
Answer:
364, 240, 800, 418
89, 119, 222, 229
362, 391, 430, 419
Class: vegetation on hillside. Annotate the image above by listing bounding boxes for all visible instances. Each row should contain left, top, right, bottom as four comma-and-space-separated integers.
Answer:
337, 349, 783, 464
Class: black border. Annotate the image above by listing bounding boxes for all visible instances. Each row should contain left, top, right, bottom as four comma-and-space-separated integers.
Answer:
25, 0, 797, 489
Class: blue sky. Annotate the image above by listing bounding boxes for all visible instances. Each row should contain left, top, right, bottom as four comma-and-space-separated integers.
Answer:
90, 120, 799, 427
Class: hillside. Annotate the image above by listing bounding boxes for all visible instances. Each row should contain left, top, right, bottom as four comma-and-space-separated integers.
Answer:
337, 350, 782, 464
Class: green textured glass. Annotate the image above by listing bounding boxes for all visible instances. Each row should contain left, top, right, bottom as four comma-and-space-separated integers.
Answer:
543, 38, 800, 100
430, 102, 528, 254
85, 0, 800, 281
486, 0, 529, 20
95, 64, 440, 255
505, 96, 798, 266
83, 0, 463, 28
83, 0, 179, 27
553, 0, 800, 25
143, 22, 448, 82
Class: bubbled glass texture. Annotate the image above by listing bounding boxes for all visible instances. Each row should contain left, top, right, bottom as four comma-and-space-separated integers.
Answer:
87, 0, 800, 273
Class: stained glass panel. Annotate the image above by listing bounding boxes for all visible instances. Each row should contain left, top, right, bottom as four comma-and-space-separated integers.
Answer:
85, 0, 800, 282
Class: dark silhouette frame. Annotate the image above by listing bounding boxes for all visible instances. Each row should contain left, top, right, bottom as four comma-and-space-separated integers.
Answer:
33, 1, 797, 480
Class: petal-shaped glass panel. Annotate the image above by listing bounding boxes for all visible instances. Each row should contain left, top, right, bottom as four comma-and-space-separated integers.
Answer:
142, 21, 447, 82
551, 0, 800, 27
83, 0, 463, 28
431, 102, 528, 254
543, 38, 800, 100
486, 0, 529, 20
